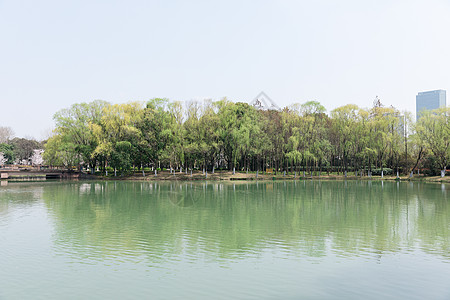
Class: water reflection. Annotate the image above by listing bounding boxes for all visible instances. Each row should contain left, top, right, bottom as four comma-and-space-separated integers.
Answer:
0, 183, 44, 210
20, 181, 445, 263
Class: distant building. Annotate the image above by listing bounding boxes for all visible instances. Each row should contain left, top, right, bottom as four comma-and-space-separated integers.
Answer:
416, 90, 446, 121
250, 91, 281, 111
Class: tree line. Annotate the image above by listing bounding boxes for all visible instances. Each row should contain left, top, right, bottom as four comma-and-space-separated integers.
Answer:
0, 126, 43, 167
3, 98, 448, 177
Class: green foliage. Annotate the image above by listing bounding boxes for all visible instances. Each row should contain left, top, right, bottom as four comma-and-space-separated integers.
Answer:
415, 107, 450, 171
371, 168, 393, 176
110, 141, 133, 173
51, 100, 110, 170
0, 143, 15, 163
44, 98, 449, 176
9, 138, 42, 162
43, 134, 80, 168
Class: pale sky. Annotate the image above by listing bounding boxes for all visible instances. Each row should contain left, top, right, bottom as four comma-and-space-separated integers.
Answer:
1, 0, 450, 140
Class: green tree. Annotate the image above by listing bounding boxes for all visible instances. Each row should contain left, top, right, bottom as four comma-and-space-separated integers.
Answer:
91, 102, 144, 175
183, 100, 203, 171
299, 101, 329, 175
368, 105, 400, 175
53, 100, 110, 172
415, 107, 450, 176
9, 137, 42, 164
218, 101, 260, 173
0, 143, 15, 164
331, 104, 360, 175
161, 101, 185, 171
43, 134, 80, 169
198, 100, 222, 172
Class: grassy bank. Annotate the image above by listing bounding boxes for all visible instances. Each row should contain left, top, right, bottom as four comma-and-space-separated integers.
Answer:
1, 170, 449, 183
105, 170, 450, 183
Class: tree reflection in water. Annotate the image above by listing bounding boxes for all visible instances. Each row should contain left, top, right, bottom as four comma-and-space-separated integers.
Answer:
32, 180, 450, 263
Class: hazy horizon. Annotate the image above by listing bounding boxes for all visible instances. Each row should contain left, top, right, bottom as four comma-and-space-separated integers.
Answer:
1, 0, 449, 140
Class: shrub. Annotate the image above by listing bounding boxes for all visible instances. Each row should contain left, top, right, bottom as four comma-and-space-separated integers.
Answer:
371, 168, 393, 175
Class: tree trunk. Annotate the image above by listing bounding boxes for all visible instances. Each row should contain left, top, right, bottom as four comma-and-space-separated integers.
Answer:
410, 147, 424, 175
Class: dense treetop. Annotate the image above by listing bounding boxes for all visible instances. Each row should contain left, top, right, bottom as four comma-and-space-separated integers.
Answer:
2, 99, 449, 176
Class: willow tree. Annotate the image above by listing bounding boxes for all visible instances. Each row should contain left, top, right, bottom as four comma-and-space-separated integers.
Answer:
352, 108, 375, 175
43, 134, 80, 169
331, 104, 361, 175
182, 100, 200, 171
160, 101, 184, 171
415, 107, 450, 177
199, 100, 222, 172
258, 109, 284, 172
368, 104, 401, 175
283, 107, 301, 173
299, 101, 329, 175
218, 101, 259, 173
91, 102, 144, 175
52, 100, 110, 172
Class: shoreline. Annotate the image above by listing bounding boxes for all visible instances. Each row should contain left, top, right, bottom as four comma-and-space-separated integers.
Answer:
56, 172, 450, 183
95, 170, 450, 183
1, 170, 449, 183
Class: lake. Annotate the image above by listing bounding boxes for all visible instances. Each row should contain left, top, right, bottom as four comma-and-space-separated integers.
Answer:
0, 180, 449, 299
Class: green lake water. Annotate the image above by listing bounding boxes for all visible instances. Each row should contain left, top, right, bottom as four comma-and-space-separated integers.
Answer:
0, 180, 449, 299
